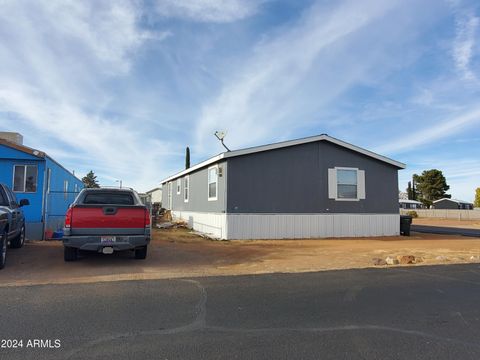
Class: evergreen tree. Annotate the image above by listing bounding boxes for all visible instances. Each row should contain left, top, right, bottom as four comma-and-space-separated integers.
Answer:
412, 179, 417, 200
82, 170, 100, 188
407, 181, 413, 200
185, 146, 190, 169
413, 169, 450, 207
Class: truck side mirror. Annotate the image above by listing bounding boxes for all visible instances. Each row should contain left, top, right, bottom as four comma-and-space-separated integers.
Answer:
19, 199, 30, 207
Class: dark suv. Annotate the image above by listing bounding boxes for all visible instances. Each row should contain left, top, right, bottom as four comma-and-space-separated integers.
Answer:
0, 183, 29, 269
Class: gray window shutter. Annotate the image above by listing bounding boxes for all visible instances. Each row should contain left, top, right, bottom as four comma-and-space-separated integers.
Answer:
328, 168, 336, 199
357, 170, 365, 199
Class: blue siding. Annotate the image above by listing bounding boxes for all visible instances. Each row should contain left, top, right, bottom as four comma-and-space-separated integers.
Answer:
0, 146, 45, 223
0, 143, 84, 239
0, 144, 40, 161
44, 157, 84, 235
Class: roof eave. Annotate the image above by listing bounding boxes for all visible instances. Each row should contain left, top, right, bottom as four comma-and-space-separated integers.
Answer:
160, 134, 406, 183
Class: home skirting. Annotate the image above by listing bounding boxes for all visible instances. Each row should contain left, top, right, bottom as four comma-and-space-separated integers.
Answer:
172, 211, 400, 240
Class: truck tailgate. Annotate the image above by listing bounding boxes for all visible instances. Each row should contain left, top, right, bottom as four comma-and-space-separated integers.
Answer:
70, 206, 148, 236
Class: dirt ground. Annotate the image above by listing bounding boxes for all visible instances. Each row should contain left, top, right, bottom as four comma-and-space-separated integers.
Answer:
2, 228, 480, 287
413, 217, 480, 229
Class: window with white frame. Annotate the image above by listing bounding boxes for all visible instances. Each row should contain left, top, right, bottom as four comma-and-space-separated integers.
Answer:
64, 180, 69, 200
184, 176, 189, 202
176, 179, 181, 194
328, 167, 365, 201
337, 169, 357, 199
46, 168, 51, 194
13, 165, 38, 193
208, 166, 218, 201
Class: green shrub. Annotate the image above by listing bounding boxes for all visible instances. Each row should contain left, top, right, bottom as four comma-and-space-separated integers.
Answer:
406, 210, 418, 218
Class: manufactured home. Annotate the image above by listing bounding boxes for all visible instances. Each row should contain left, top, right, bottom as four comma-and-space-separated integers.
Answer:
161, 134, 406, 239
399, 199, 424, 209
0, 132, 84, 239
433, 198, 473, 210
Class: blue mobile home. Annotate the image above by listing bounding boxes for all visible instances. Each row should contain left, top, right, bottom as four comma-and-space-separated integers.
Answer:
0, 133, 84, 239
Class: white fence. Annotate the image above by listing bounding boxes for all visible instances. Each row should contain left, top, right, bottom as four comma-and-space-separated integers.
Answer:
400, 209, 480, 220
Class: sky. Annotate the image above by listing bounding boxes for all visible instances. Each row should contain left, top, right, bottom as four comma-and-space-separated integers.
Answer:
0, 0, 479, 201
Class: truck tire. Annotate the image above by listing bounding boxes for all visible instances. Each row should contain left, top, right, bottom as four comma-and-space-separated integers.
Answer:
10, 224, 25, 249
64, 246, 78, 262
134, 246, 147, 260
0, 231, 7, 269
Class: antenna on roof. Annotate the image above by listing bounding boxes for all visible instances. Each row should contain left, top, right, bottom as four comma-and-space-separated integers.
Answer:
214, 131, 231, 152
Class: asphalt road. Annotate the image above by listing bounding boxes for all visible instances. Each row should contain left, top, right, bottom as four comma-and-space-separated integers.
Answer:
412, 225, 480, 237
1, 264, 480, 360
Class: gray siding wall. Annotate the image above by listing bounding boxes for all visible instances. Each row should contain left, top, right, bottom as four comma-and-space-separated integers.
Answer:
226, 141, 399, 214
161, 160, 227, 213
433, 199, 459, 209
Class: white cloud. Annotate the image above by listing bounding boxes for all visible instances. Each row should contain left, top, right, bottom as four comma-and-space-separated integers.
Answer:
375, 106, 480, 154
194, 0, 400, 153
155, 0, 264, 23
0, 0, 172, 191
452, 9, 479, 80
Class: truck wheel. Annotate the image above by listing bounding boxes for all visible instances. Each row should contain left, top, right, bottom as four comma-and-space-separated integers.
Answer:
64, 246, 78, 262
0, 232, 7, 269
134, 246, 147, 260
10, 225, 25, 249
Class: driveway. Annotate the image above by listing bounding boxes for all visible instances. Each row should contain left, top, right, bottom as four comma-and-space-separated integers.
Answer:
1, 264, 480, 359
2, 228, 480, 287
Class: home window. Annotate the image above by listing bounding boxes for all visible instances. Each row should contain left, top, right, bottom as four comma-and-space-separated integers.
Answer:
13, 165, 38, 193
64, 180, 69, 200
328, 167, 365, 201
46, 168, 51, 194
208, 166, 218, 201
184, 176, 189, 202
176, 179, 181, 194
337, 169, 357, 199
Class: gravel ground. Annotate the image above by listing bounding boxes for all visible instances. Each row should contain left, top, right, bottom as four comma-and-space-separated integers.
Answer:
2, 228, 480, 287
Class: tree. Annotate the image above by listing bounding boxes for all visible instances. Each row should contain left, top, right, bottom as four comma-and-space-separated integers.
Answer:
412, 179, 417, 200
185, 146, 190, 169
82, 170, 100, 188
474, 187, 480, 208
413, 169, 450, 207
407, 181, 413, 200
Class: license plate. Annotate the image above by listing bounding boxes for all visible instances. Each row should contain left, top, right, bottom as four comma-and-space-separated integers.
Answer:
101, 236, 116, 244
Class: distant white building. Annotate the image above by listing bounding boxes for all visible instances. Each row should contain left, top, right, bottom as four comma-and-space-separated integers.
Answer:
146, 187, 162, 205
399, 199, 424, 209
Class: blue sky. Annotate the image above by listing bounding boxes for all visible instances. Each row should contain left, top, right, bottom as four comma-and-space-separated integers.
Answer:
0, 0, 479, 201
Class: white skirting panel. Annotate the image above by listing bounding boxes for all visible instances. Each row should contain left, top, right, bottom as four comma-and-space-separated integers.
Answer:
172, 211, 227, 239
226, 214, 400, 240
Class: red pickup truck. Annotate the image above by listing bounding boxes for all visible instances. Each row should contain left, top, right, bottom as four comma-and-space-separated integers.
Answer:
62, 188, 151, 262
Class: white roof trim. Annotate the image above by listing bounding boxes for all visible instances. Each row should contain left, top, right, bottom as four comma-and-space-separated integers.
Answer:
433, 198, 472, 204
399, 199, 423, 204
161, 153, 225, 183
160, 134, 406, 184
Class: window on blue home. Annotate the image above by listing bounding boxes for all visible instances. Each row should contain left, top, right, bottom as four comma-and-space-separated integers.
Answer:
13, 165, 38, 193
64, 180, 69, 200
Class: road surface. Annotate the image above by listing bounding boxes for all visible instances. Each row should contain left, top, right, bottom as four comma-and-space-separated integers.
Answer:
1, 264, 480, 359
412, 225, 480, 237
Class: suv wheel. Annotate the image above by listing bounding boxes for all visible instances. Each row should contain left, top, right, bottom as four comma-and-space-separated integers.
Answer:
134, 246, 147, 260
64, 246, 78, 262
0, 231, 7, 269
10, 225, 25, 249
